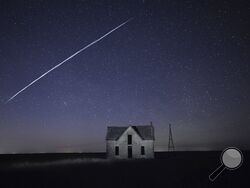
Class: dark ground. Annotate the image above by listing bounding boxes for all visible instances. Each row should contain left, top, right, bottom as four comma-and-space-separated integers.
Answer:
0, 151, 249, 188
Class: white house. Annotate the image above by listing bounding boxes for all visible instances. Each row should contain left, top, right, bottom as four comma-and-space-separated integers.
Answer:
106, 123, 155, 159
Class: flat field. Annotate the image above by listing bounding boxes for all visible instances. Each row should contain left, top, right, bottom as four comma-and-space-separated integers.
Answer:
0, 151, 249, 188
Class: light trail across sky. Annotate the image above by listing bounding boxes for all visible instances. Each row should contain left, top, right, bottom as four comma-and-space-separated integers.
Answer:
6, 18, 132, 103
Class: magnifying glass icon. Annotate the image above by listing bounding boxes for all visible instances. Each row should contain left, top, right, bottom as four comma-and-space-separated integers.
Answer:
209, 147, 243, 181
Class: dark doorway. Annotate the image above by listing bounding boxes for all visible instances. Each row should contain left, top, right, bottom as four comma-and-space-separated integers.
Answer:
128, 146, 132, 158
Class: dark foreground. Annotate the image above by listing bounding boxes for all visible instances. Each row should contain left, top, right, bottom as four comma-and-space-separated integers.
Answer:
0, 151, 249, 188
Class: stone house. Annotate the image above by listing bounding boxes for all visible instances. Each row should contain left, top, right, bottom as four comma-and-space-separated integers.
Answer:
106, 123, 155, 159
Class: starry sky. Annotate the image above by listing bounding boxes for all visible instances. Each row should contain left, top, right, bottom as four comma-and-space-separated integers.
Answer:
0, 0, 250, 153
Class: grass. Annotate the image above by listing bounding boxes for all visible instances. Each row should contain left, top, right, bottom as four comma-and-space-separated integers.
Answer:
0, 151, 249, 188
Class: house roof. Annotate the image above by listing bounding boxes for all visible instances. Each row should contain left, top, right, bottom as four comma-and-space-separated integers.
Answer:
106, 125, 155, 140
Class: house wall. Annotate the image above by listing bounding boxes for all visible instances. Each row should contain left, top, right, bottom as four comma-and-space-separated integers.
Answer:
106, 126, 154, 159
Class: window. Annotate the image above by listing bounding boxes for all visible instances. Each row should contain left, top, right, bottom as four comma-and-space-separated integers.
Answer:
128, 135, 132, 145
141, 146, 145, 155
115, 146, 119, 155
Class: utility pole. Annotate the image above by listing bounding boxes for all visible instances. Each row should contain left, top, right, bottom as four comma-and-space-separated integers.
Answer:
168, 124, 175, 151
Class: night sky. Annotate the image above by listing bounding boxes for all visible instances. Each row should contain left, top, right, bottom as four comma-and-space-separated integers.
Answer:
0, 0, 250, 153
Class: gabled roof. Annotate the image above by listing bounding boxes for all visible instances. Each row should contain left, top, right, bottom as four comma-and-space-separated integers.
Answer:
106, 126, 128, 140
106, 125, 154, 141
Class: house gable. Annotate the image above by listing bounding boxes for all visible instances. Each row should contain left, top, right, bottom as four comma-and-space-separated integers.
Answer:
106, 125, 154, 141
117, 126, 143, 142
